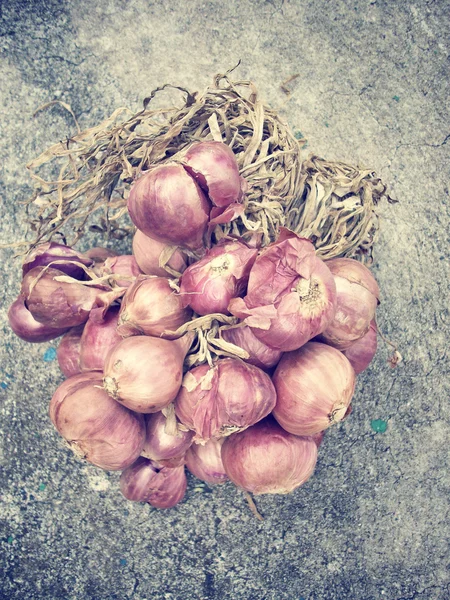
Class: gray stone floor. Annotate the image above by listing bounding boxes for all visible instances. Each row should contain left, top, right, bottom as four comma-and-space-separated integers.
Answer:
0, 1, 449, 599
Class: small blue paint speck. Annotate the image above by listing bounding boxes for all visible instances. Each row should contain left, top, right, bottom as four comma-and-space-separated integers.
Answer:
371, 419, 388, 433
120, 558, 127, 566
43, 347, 57, 362
123, 510, 129, 516
0, 382, 7, 390
38, 483, 46, 491
392, 95, 400, 102
7, 535, 14, 544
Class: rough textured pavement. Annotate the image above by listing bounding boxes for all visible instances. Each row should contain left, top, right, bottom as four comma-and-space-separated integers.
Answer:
0, 1, 449, 599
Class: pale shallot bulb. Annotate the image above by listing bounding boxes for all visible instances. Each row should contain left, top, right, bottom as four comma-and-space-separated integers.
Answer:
142, 412, 194, 467
22, 242, 93, 279
132, 230, 187, 277
79, 306, 122, 371
221, 417, 318, 495
103, 335, 189, 413
185, 438, 228, 485
57, 325, 83, 377
272, 342, 356, 436
120, 457, 187, 509
229, 229, 336, 351
8, 296, 68, 343
127, 163, 211, 250
342, 320, 378, 374
179, 240, 257, 316
319, 258, 380, 350
174, 358, 277, 443
100, 255, 141, 288
183, 141, 243, 208
221, 325, 283, 370
117, 276, 191, 338
49, 373, 145, 471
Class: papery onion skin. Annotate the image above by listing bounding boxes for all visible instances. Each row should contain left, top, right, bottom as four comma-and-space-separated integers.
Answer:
272, 342, 356, 436
132, 230, 187, 277
120, 457, 187, 508
319, 258, 380, 350
21, 267, 102, 328
183, 141, 242, 208
174, 358, 277, 443
229, 229, 337, 352
185, 438, 228, 485
221, 417, 318, 495
84, 247, 118, 262
100, 255, 142, 288
79, 306, 122, 372
127, 163, 211, 250
179, 240, 257, 316
342, 320, 377, 374
221, 325, 283, 370
22, 242, 93, 279
117, 276, 192, 338
49, 373, 145, 471
142, 412, 194, 467
8, 296, 69, 343
103, 336, 186, 413
57, 325, 83, 377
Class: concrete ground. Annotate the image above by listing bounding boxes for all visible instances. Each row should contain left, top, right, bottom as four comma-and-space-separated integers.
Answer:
0, 1, 449, 599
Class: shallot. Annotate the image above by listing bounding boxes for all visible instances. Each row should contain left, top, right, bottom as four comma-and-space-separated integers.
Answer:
185, 438, 228, 485
57, 325, 83, 377
132, 230, 187, 277
8, 296, 68, 343
142, 412, 194, 467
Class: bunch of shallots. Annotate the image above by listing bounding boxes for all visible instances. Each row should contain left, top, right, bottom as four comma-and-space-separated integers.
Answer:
9, 141, 381, 512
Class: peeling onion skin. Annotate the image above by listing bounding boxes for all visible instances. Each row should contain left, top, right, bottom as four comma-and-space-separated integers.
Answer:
342, 320, 378, 374
22, 242, 93, 280
174, 358, 277, 443
141, 412, 194, 467
49, 373, 145, 471
57, 325, 83, 377
127, 163, 211, 250
221, 418, 318, 495
272, 342, 356, 436
185, 438, 228, 485
221, 325, 283, 370
120, 457, 187, 509
8, 296, 69, 343
319, 258, 379, 350
100, 255, 142, 288
132, 230, 187, 278
79, 306, 122, 372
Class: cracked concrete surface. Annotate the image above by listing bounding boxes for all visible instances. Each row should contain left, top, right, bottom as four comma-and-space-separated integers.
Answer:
0, 1, 449, 599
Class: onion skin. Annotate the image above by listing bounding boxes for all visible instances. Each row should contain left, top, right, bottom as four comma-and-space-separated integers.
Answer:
142, 412, 194, 467
117, 276, 192, 338
8, 296, 68, 342
185, 438, 228, 485
49, 373, 145, 471
174, 358, 277, 443
179, 240, 257, 316
120, 457, 187, 509
57, 325, 83, 377
100, 255, 142, 288
272, 342, 356, 436
127, 163, 211, 250
84, 247, 118, 262
221, 418, 318, 495
183, 141, 242, 208
103, 335, 187, 413
229, 228, 337, 351
22, 242, 93, 279
342, 320, 377, 374
221, 325, 283, 370
79, 306, 121, 372
132, 230, 187, 277
319, 258, 379, 350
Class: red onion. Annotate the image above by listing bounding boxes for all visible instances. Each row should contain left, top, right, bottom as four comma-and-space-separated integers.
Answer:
229, 229, 337, 351
319, 258, 380, 350
127, 163, 211, 250
142, 412, 194, 467
57, 325, 83, 377
174, 357, 277, 443
8, 296, 68, 342
100, 255, 142, 288
132, 230, 187, 277
117, 276, 192, 337
22, 242, 93, 279
79, 306, 122, 371
49, 373, 145, 471
120, 457, 187, 508
185, 438, 228, 485
183, 141, 243, 208
221, 418, 318, 494
342, 320, 377, 374
179, 240, 257, 316
221, 325, 283, 370
103, 335, 189, 413
272, 341, 356, 436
